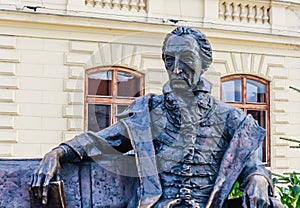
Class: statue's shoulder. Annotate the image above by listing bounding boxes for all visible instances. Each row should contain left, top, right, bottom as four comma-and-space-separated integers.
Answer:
212, 97, 239, 112
132, 93, 163, 110
116, 94, 162, 119
213, 98, 247, 126
207, 96, 247, 123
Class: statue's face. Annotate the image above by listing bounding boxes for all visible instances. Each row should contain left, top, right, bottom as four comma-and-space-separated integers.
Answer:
163, 35, 202, 92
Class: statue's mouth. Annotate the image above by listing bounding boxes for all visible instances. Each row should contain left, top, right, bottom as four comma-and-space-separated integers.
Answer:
170, 79, 191, 92
171, 78, 186, 84
170, 78, 190, 87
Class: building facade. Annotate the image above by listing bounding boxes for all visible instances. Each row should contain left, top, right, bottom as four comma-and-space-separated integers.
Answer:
0, 0, 299, 175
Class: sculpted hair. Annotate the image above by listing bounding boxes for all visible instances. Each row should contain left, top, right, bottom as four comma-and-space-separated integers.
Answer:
162, 26, 213, 71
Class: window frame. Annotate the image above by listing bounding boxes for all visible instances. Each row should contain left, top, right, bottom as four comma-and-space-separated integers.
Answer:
84, 66, 144, 131
221, 74, 270, 166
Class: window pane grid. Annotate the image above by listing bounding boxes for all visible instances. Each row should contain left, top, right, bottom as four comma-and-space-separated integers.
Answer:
221, 75, 270, 166
85, 67, 144, 132
226, 103, 267, 110
87, 97, 136, 104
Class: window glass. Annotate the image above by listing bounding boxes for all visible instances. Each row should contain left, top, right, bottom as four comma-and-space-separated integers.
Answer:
117, 71, 141, 97
222, 79, 242, 102
221, 75, 270, 166
88, 104, 111, 132
86, 67, 144, 132
88, 71, 112, 96
246, 80, 266, 103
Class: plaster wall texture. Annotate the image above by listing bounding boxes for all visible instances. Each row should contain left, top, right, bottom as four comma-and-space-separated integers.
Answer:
0, 0, 299, 175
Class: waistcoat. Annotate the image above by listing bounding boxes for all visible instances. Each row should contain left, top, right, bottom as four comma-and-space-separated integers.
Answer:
152, 88, 229, 207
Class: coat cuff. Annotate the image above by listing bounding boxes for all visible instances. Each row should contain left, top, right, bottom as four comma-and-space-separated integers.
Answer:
239, 172, 274, 196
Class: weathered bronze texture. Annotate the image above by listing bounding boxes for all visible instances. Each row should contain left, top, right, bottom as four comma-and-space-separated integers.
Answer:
0, 158, 136, 207
30, 26, 283, 208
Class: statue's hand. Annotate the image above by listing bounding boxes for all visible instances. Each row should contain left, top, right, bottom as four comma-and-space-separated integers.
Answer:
30, 147, 65, 205
243, 175, 270, 208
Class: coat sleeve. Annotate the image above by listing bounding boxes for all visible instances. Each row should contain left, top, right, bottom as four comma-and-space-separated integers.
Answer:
62, 121, 133, 160
203, 103, 268, 207
227, 108, 273, 192
61, 94, 155, 161
225, 107, 273, 195
238, 151, 274, 195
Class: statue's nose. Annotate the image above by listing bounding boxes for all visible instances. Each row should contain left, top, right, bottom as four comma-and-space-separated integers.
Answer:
174, 56, 182, 74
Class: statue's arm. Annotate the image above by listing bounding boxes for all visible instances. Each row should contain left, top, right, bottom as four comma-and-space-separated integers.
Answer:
30, 121, 132, 204
238, 153, 275, 207
225, 107, 272, 207
62, 121, 132, 160
238, 152, 273, 194
31, 94, 154, 204
225, 106, 271, 186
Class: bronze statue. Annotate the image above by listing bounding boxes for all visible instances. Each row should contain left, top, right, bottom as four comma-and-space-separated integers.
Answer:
31, 26, 283, 208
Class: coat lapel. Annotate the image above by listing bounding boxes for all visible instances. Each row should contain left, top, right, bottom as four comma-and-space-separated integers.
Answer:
120, 95, 162, 208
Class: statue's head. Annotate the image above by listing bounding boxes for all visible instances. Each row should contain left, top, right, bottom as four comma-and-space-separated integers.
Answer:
162, 26, 212, 92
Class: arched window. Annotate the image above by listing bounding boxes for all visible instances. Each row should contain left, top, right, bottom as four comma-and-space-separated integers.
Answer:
85, 66, 144, 132
221, 75, 270, 165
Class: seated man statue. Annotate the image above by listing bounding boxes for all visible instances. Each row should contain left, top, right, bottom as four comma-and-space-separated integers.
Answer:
31, 26, 283, 208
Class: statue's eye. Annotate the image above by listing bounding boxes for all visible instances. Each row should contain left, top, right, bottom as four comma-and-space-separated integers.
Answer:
182, 57, 194, 65
165, 56, 174, 67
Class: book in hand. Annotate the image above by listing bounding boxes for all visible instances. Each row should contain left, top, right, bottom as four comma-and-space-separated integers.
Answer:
29, 180, 67, 208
